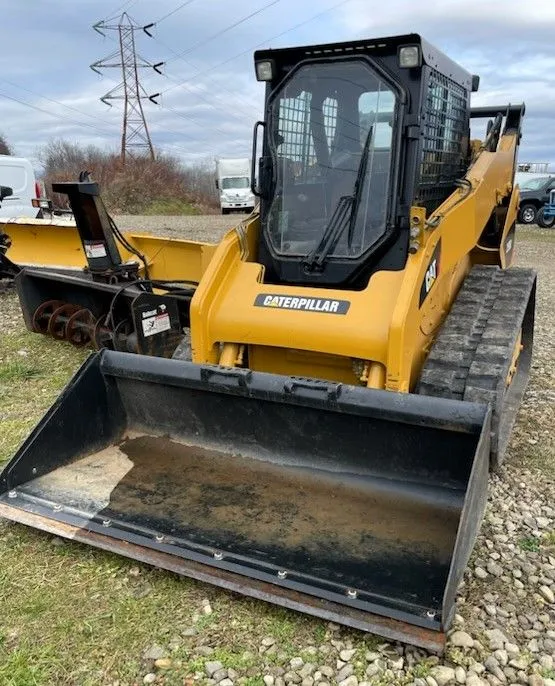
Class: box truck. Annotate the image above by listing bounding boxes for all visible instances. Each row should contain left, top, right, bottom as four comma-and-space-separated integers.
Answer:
215, 158, 255, 214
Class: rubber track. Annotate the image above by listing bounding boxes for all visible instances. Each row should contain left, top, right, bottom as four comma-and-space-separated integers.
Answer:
418, 265, 536, 466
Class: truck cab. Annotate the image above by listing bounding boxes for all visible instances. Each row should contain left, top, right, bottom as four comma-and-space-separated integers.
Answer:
517, 174, 555, 225
215, 157, 255, 214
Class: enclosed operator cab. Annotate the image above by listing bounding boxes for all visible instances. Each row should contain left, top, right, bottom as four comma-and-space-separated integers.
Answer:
252, 34, 478, 287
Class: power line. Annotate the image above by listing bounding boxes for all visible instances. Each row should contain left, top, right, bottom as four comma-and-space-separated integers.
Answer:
0, 81, 241, 160
0, 92, 117, 137
154, 0, 196, 25
93, 9, 246, 155
148, 103, 230, 145
82, 18, 255, 151
145, 33, 261, 122
116, 0, 353, 155
159, 0, 354, 96
161, 104, 235, 139
6, 0, 353, 161
137, 0, 282, 119
103, 0, 137, 23
141, 0, 355, 158
165, 0, 281, 63
0, 78, 118, 128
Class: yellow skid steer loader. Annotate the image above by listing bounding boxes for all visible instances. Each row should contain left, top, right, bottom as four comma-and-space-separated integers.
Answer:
0, 33, 535, 651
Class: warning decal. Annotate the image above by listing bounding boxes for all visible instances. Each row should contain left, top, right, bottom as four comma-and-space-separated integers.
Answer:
84, 241, 108, 259
141, 305, 172, 338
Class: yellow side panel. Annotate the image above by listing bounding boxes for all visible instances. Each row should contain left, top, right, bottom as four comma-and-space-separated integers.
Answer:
3, 219, 86, 270
127, 234, 217, 283
387, 243, 469, 392
2, 218, 217, 283
191, 216, 469, 389
190, 224, 405, 369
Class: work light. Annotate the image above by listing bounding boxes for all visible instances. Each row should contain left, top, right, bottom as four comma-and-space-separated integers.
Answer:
399, 45, 421, 68
255, 60, 274, 81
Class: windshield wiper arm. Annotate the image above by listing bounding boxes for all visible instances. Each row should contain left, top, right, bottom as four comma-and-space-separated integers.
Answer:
303, 195, 354, 272
347, 125, 373, 249
302, 126, 374, 272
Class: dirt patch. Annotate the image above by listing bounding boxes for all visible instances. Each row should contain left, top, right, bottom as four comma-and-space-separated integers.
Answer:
17, 432, 461, 609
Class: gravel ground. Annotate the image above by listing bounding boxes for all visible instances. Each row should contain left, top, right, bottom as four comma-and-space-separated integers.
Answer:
0, 221, 554, 686
115, 212, 248, 242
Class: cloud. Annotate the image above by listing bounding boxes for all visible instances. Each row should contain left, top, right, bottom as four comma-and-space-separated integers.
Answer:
337, 0, 555, 164
0, 0, 552, 171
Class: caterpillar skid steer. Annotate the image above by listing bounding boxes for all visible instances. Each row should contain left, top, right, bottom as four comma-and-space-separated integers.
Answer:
0, 33, 536, 651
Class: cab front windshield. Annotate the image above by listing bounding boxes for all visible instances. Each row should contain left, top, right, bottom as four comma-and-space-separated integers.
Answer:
266, 59, 397, 259
518, 176, 550, 191
222, 177, 250, 190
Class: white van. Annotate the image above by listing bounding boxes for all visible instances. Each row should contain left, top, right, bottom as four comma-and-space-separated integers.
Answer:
0, 156, 40, 219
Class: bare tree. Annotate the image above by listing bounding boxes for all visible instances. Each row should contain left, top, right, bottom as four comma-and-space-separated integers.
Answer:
0, 134, 13, 156
39, 139, 219, 214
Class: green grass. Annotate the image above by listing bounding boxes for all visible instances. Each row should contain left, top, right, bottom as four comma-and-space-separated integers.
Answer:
0, 644, 58, 686
242, 679, 265, 686
412, 661, 432, 678
0, 322, 88, 464
0, 520, 336, 684
518, 536, 540, 552
0, 360, 44, 382
0, 294, 338, 684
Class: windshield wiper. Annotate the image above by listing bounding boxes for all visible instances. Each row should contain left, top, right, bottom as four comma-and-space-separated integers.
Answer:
302, 126, 374, 273
302, 195, 354, 272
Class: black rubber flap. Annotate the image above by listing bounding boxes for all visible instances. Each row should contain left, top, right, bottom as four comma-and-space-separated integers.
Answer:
0, 350, 490, 637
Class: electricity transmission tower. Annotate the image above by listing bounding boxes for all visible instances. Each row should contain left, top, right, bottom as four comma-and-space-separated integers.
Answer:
91, 13, 163, 162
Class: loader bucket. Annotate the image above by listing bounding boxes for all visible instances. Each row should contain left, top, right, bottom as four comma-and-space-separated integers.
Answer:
0, 351, 490, 651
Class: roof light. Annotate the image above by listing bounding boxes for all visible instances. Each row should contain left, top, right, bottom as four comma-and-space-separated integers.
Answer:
255, 59, 274, 81
399, 45, 421, 68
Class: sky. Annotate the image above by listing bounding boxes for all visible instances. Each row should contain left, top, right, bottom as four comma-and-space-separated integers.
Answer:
0, 0, 554, 170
